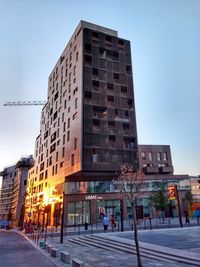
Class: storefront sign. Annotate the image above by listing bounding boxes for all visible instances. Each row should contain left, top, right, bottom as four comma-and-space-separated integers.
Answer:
168, 185, 176, 200
85, 195, 103, 200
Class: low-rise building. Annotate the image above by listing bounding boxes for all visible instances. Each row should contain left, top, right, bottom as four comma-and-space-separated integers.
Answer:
0, 156, 33, 227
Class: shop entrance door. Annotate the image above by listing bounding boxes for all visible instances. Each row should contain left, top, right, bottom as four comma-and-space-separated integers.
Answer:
96, 200, 120, 222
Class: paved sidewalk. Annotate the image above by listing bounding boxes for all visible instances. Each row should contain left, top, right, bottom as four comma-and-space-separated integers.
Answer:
22, 225, 200, 267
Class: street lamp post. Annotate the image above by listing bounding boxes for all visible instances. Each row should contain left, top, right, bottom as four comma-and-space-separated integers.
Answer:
175, 185, 183, 227
60, 191, 65, 244
120, 199, 124, 232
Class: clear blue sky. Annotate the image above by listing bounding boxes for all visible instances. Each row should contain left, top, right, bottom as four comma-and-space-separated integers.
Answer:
0, 0, 199, 176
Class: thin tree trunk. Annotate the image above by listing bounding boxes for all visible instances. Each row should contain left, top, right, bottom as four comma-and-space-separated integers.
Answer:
132, 204, 143, 267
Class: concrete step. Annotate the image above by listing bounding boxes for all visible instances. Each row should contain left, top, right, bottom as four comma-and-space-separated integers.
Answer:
68, 234, 200, 266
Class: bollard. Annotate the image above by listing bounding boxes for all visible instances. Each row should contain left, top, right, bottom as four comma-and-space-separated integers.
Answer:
51, 248, 59, 258
60, 251, 70, 264
117, 221, 120, 232
64, 226, 67, 236
78, 224, 80, 236
149, 218, 152, 230
85, 223, 88, 231
72, 258, 85, 267
39, 240, 45, 248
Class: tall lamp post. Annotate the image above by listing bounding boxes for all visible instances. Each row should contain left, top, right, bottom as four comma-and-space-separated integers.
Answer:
60, 191, 65, 244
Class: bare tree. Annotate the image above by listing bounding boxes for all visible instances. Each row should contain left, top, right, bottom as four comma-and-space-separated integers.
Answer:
113, 165, 146, 267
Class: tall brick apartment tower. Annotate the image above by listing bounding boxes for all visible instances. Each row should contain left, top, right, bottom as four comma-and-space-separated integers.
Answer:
27, 21, 139, 226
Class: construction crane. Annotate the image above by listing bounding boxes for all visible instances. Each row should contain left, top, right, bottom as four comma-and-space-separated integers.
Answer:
3, 101, 46, 106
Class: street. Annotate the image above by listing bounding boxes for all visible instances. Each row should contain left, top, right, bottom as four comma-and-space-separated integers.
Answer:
0, 230, 56, 267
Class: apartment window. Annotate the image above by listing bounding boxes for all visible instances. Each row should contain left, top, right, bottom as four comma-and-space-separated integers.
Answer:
108, 135, 116, 147
74, 138, 77, 150
69, 72, 71, 82
52, 166, 55, 176
45, 170, 48, 179
113, 73, 119, 81
157, 152, 161, 161
55, 164, 58, 174
69, 52, 72, 61
148, 152, 153, 161
64, 99, 67, 109
67, 130, 70, 141
141, 152, 146, 161
121, 86, 127, 96
163, 152, 168, 161
123, 122, 129, 131
76, 52, 78, 61
99, 58, 106, 69
107, 83, 113, 90
63, 134, 65, 145
56, 151, 58, 161
69, 83, 71, 93
73, 87, 78, 95
75, 98, 78, 109
107, 95, 114, 106
73, 66, 76, 76
73, 112, 78, 120
68, 107, 71, 113
62, 147, 65, 157
60, 161, 64, 168
92, 80, 99, 89
92, 68, 99, 76
62, 113, 64, 122
63, 122, 66, 132
49, 156, 52, 166
85, 55, 92, 65
125, 110, 129, 117
71, 154, 75, 166
113, 62, 119, 72
50, 143, 56, 153
126, 65, 131, 74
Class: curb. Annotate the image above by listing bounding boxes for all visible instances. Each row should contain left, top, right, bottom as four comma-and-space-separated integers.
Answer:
12, 230, 66, 267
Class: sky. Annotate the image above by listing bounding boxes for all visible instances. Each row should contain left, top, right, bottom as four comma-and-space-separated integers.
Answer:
0, 0, 199, 177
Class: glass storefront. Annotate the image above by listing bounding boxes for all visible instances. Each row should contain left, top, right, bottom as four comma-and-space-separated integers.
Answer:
96, 199, 120, 222
67, 201, 90, 225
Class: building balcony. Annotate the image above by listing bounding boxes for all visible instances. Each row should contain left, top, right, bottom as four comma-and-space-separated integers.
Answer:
0, 169, 8, 176
159, 166, 174, 174
16, 156, 34, 168
143, 166, 159, 174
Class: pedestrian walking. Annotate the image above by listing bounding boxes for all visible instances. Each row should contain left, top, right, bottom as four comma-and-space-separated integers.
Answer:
103, 214, 109, 232
184, 210, 190, 224
111, 214, 116, 231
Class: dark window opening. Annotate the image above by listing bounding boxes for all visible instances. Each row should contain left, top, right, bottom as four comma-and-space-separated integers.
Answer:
85, 43, 92, 53
92, 68, 99, 76
85, 55, 92, 65
126, 65, 131, 74
107, 83, 113, 90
